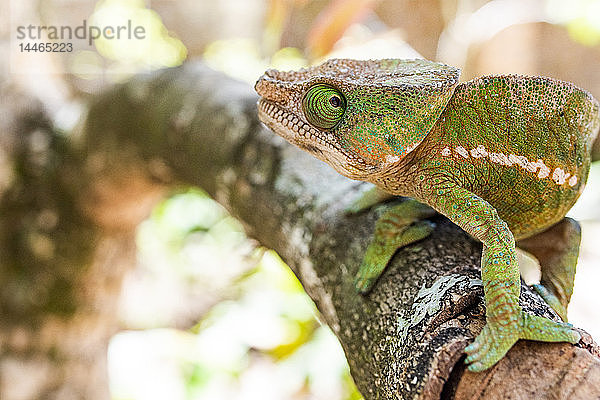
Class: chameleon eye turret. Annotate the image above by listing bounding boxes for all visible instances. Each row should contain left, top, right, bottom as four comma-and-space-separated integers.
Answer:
302, 84, 346, 129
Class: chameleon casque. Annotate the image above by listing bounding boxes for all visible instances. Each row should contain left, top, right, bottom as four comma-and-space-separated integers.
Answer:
254, 59, 600, 372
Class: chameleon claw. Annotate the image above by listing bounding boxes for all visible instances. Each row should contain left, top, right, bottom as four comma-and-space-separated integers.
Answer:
467, 361, 486, 373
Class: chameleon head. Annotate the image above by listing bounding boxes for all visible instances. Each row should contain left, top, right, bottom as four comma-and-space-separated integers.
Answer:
255, 58, 460, 180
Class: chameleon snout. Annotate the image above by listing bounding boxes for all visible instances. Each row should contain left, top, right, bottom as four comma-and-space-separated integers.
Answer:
255, 74, 294, 105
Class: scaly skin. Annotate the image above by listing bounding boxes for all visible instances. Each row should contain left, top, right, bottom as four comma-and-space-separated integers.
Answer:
254, 59, 600, 372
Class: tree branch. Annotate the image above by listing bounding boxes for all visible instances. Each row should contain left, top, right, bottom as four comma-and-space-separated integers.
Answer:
57, 62, 600, 399
76, 62, 600, 399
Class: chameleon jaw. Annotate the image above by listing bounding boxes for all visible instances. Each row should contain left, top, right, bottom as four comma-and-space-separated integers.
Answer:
257, 99, 325, 154
257, 98, 374, 180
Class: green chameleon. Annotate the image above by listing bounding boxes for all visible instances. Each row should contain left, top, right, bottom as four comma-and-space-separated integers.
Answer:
254, 59, 599, 372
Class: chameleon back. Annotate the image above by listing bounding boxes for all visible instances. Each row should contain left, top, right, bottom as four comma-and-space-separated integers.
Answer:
415, 75, 600, 238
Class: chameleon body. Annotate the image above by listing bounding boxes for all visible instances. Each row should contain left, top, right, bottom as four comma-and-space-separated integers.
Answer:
254, 59, 600, 372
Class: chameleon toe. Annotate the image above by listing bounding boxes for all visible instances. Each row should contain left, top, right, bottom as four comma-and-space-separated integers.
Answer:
521, 313, 581, 343
467, 362, 485, 373
465, 340, 491, 363
465, 323, 512, 368
465, 327, 491, 361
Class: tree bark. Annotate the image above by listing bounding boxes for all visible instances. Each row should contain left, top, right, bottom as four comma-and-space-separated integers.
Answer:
1, 62, 599, 399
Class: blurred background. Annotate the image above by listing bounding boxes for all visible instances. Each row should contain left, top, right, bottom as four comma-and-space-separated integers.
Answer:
1, 0, 600, 399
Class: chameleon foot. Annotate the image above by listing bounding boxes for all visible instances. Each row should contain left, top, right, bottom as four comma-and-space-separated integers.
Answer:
465, 309, 581, 372
354, 200, 436, 294
355, 219, 435, 293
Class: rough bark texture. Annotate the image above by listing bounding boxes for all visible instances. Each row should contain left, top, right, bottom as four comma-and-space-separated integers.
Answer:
1, 62, 599, 399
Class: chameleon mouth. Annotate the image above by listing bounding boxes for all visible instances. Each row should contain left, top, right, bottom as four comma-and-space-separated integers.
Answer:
258, 99, 332, 155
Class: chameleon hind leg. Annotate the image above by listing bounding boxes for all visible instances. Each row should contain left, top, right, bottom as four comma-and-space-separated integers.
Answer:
517, 217, 581, 322
430, 187, 580, 372
354, 199, 436, 293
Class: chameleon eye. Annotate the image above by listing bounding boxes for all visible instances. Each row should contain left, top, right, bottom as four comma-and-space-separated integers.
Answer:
302, 84, 346, 129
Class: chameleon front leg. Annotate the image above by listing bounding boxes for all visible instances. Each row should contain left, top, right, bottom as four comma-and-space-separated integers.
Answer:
431, 187, 581, 372
517, 217, 581, 322
355, 199, 436, 293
